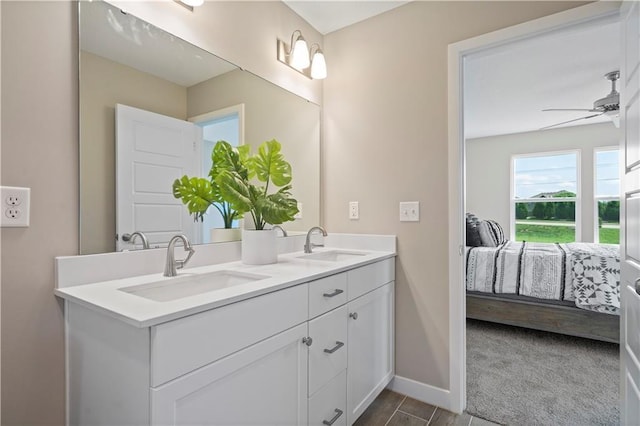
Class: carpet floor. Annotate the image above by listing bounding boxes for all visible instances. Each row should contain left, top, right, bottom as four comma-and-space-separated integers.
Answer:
466, 319, 619, 426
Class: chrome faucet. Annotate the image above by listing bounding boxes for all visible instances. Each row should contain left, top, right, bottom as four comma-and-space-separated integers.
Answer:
164, 234, 195, 277
122, 231, 150, 249
304, 226, 327, 253
272, 225, 288, 237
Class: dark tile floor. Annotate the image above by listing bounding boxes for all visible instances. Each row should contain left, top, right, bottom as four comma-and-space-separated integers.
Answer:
354, 389, 500, 426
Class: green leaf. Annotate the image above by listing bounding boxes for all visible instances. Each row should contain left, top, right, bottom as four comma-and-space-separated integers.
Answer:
172, 176, 216, 222
253, 140, 292, 187
216, 170, 252, 215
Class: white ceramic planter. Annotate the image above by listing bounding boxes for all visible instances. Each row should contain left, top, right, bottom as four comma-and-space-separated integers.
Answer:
241, 229, 277, 265
210, 228, 242, 243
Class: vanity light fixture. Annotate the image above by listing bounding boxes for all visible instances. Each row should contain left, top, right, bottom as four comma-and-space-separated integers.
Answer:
277, 30, 327, 80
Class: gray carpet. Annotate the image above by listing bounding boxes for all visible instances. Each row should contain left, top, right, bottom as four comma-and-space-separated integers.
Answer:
466, 319, 619, 426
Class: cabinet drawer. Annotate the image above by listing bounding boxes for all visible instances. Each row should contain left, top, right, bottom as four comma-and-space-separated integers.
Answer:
309, 370, 347, 426
150, 284, 308, 386
309, 273, 347, 319
308, 305, 348, 396
347, 258, 394, 301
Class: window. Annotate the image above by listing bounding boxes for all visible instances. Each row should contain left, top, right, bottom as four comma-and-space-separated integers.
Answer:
595, 148, 620, 244
512, 151, 579, 243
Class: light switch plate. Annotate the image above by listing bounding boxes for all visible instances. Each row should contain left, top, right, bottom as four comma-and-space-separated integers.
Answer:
349, 201, 359, 220
400, 201, 419, 222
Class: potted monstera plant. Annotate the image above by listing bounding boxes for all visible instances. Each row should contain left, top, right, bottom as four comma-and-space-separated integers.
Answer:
172, 141, 243, 243
216, 139, 299, 264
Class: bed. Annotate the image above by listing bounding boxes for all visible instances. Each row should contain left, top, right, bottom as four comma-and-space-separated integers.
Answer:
465, 241, 621, 343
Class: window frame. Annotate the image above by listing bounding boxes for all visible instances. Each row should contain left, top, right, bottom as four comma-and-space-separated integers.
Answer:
593, 146, 620, 244
510, 149, 582, 242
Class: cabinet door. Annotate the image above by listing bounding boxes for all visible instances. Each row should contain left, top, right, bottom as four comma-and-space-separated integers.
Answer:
309, 305, 348, 396
151, 323, 308, 425
346, 282, 395, 425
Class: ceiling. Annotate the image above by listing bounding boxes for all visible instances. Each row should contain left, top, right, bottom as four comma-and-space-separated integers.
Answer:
283, 1, 409, 35
465, 16, 620, 139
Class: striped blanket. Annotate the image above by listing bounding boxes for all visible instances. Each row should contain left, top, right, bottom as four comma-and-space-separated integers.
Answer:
466, 241, 620, 315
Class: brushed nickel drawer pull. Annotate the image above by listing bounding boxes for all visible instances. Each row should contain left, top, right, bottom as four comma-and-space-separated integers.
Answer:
323, 289, 344, 298
323, 341, 344, 354
322, 408, 343, 426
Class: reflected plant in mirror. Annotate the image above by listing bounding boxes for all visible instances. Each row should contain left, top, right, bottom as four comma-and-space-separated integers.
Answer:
217, 139, 299, 230
173, 141, 242, 227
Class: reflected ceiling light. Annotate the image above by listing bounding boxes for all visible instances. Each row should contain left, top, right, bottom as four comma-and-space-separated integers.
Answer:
277, 30, 327, 80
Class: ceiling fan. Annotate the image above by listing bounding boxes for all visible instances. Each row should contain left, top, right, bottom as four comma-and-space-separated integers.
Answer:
541, 70, 620, 129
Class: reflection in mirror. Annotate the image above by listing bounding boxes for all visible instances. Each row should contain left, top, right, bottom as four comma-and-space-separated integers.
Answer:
79, 1, 320, 255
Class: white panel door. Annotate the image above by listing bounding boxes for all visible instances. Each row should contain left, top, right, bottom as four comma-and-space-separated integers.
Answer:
151, 323, 309, 425
116, 104, 200, 251
346, 282, 394, 425
621, 3, 640, 425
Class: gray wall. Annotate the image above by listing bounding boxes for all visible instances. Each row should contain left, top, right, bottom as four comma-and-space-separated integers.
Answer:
466, 122, 619, 242
1, 2, 77, 424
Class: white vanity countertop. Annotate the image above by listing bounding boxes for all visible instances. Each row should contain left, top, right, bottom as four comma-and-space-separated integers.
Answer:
54, 248, 395, 328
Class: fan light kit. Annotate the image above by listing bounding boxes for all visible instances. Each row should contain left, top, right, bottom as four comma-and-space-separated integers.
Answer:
541, 70, 620, 129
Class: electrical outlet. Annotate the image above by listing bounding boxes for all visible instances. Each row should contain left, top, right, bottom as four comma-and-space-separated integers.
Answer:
1, 186, 30, 227
400, 201, 420, 222
349, 201, 359, 220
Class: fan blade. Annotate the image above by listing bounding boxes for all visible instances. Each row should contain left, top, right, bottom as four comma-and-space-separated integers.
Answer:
542, 108, 600, 112
540, 112, 605, 130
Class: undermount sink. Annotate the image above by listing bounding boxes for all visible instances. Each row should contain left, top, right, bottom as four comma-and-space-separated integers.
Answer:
298, 250, 368, 262
120, 270, 270, 302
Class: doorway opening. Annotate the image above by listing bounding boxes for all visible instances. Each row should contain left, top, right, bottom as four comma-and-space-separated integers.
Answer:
190, 104, 244, 243
447, 1, 622, 418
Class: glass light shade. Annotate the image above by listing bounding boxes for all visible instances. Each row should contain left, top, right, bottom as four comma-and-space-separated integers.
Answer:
290, 37, 310, 70
311, 51, 327, 80
181, 0, 204, 6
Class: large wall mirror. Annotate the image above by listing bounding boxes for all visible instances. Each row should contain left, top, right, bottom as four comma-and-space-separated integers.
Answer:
79, 0, 320, 255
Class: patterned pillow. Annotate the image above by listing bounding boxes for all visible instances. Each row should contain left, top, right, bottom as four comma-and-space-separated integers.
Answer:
485, 220, 506, 245
465, 213, 483, 247
478, 221, 497, 247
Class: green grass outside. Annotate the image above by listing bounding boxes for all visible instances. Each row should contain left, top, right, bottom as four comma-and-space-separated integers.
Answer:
599, 228, 620, 244
515, 224, 576, 243
515, 224, 620, 244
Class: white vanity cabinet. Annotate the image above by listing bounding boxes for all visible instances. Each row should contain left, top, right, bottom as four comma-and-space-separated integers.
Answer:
346, 282, 395, 424
65, 256, 395, 426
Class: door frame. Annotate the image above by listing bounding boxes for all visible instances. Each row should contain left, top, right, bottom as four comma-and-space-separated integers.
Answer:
447, 1, 621, 413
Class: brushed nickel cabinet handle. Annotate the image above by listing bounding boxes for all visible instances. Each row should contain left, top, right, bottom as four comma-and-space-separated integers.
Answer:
323, 341, 344, 354
635, 278, 640, 296
302, 337, 313, 346
322, 408, 343, 426
349, 312, 358, 320
323, 289, 344, 298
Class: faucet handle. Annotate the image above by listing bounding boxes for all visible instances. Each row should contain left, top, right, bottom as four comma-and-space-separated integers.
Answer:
176, 246, 195, 270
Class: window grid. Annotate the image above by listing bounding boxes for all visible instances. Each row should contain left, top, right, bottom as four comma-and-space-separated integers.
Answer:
594, 147, 620, 244
511, 150, 580, 243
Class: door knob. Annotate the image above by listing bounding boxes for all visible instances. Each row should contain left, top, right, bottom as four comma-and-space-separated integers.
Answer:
349, 312, 358, 320
635, 278, 640, 296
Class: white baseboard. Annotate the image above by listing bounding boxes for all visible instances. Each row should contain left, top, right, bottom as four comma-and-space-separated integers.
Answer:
388, 375, 457, 413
